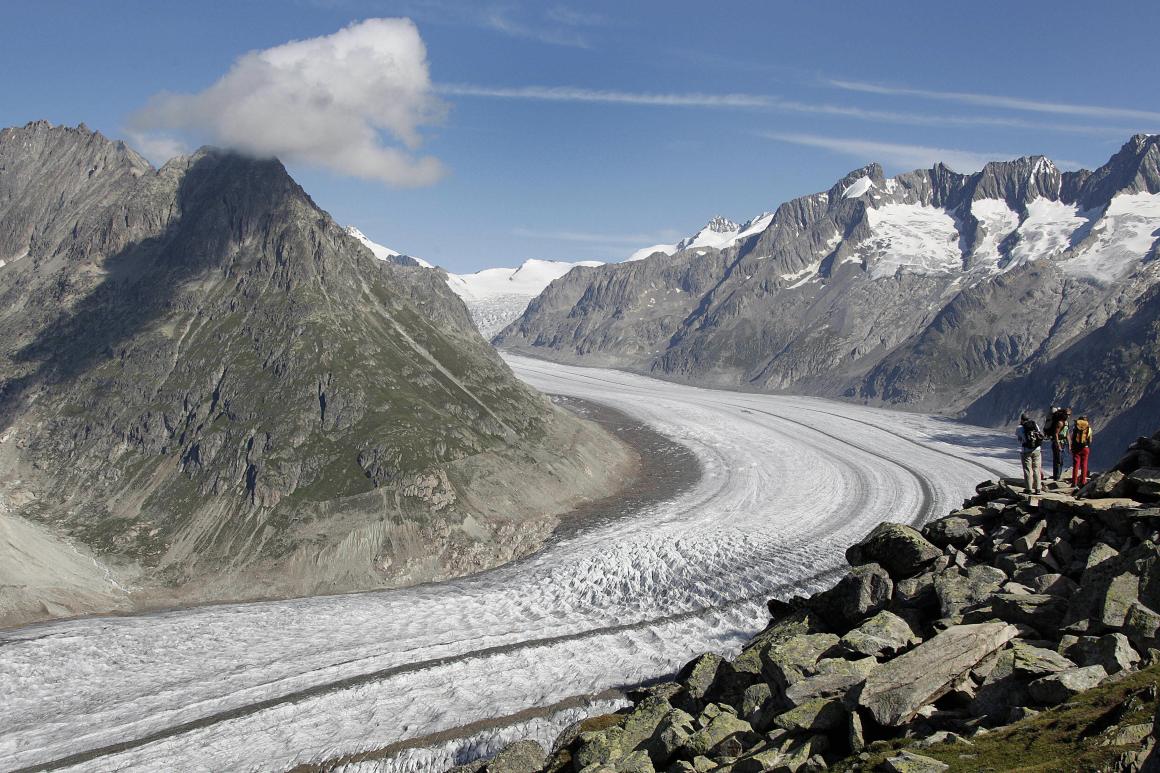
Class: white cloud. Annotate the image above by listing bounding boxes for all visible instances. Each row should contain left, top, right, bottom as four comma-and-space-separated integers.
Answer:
828, 79, 1160, 124
130, 18, 446, 187
760, 133, 1010, 173
124, 131, 187, 165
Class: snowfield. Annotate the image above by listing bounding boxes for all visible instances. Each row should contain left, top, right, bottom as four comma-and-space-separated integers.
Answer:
0, 357, 1016, 772
446, 259, 602, 337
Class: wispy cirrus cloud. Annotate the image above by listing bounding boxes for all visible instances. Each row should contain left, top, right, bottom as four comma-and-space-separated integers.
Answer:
828, 78, 1160, 124
438, 83, 774, 108
438, 83, 1133, 136
759, 133, 1011, 173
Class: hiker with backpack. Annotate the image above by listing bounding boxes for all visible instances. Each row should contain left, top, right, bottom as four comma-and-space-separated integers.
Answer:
1017, 412, 1045, 495
1071, 415, 1093, 488
1048, 406, 1072, 481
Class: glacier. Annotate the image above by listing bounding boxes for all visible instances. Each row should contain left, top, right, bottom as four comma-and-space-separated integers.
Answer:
0, 356, 1017, 772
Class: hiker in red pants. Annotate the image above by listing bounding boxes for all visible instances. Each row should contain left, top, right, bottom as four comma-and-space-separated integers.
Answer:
1071, 415, 1093, 488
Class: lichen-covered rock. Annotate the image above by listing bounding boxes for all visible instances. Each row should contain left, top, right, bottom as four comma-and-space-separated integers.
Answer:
1027, 665, 1108, 704
934, 565, 1006, 618
858, 622, 1018, 726
483, 740, 547, 773
732, 608, 824, 677
784, 657, 876, 706
682, 712, 754, 758
840, 610, 920, 658
806, 563, 893, 630
986, 592, 1068, 632
772, 698, 846, 733
1011, 640, 1076, 677
1124, 601, 1160, 648
761, 633, 841, 688
846, 523, 942, 579
922, 516, 973, 549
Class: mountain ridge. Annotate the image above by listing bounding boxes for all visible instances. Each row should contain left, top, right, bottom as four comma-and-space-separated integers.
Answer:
497, 135, 1160, 462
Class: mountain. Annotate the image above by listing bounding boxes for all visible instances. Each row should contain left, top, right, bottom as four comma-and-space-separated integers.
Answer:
344, 225, 433, 268
626, 213, 774, 262
446, 258, 604, 337
497, 135, 1160, 462
0, 121, 633, 626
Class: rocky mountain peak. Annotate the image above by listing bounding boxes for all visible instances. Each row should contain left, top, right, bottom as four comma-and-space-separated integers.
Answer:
703, 215, 741, 233
1077, 133, 1160, 209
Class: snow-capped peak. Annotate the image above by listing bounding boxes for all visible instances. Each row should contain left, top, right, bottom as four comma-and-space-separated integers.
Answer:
345, 225, 433, 268
626, 212, 774, 262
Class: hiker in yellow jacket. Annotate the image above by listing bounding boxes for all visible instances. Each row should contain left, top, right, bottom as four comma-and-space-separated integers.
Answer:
1071, 416, 1093, 488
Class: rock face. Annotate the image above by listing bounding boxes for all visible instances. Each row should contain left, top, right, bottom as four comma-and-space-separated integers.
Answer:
493, 429, 1160, 773
857, 622, 1018, 726
0, 121, 634, 627
497, 136, 1160, 464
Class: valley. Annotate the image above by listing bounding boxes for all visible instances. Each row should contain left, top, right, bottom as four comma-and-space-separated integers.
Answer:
0, 356, 1014, 773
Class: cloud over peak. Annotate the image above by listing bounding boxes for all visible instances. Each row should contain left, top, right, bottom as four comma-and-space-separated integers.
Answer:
130, 18, 447, 187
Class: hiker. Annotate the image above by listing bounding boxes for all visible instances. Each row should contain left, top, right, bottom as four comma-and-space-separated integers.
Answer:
1072, 415, 1093, 488
1017, 412, 1045, 494
1048, 406, 1072, 481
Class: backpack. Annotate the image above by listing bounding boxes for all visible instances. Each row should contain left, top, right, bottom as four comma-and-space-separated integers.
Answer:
1073, 422, 1092, 448
1022, 420, 1044, 449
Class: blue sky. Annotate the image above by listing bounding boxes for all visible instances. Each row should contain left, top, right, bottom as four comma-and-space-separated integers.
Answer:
3, 0, 1159, 272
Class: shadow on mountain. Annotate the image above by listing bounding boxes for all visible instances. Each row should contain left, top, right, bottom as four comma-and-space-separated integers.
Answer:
0, 152, 295, 433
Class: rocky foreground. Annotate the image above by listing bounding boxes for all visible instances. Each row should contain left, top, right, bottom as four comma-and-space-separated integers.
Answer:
459, 431, 1160, 773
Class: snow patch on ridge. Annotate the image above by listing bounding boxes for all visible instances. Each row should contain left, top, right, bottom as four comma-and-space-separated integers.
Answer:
860, 204, 962, 279
346, 226, 433, 268
968, 199, 1020, 270
625, 213, 774, 262
1063, 192, 1160, 281
842, 177, 874, 199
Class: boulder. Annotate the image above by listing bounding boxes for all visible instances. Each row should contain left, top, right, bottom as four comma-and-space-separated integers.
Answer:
614, 750, 655, 773
1128, 468, 1160, 500
1065, 633, 1140, 674
806, 564, 892, 630
857, 622, 1018, 726
1065, 542, 1156, 632
733, 608, 824, 677
882, 750, 950, 772
1013, 519, 1047, 553
761, 633, 840, 688
986, 593, 1068, 632
1124, 601, 1160, 648
840, 610, 920, 658
846, 523, 942, 579
482, 741, 546, 773
683, 713, 754, 758
922, 516, 973, 550
1030, 573, 1079, 597
1027, 665, 1108, 704
969, 649, 1028, 720
772, 698, 846, 733
1010, 640, 1076, 677
653, 709, 696, 764
1079, 470, 1126, 499
934, 565, 1006, 618
893, 572, 938, 612
784, 657, 876, 706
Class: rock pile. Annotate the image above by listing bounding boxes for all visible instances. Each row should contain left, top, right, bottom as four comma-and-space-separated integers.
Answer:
464, 431, 1160, 773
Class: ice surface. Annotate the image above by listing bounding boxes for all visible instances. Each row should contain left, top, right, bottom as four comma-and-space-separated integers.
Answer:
860, 204, 963, 279
1062, 192, 1160, 281
0, 358, 1016, 772
967, 198, 1020, 270
1006, 198, 1091, 268
446, 259, 602, 337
